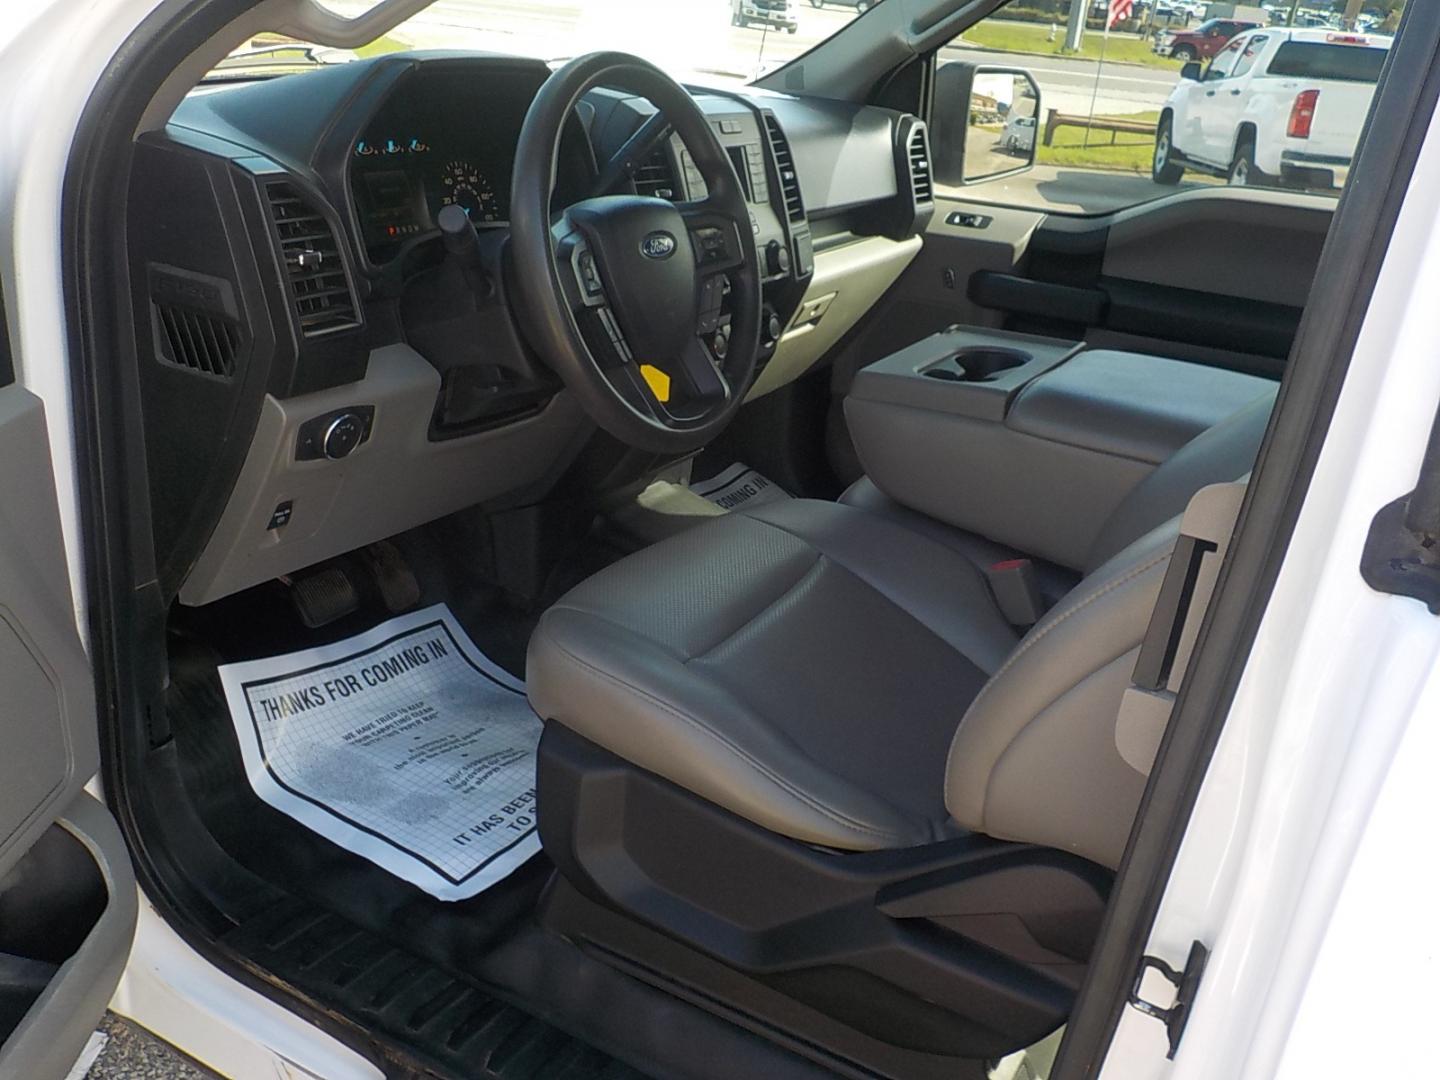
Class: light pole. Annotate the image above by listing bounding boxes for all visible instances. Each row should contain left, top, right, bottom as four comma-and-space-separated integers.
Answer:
1066, 0, 1086, 52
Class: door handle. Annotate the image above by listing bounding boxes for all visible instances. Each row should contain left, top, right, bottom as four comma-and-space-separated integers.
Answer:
1230, 89, 1242, 95
1205, 90, 1216, 96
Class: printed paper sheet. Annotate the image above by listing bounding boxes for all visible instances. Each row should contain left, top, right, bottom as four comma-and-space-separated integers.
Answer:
218, 605, 540, 900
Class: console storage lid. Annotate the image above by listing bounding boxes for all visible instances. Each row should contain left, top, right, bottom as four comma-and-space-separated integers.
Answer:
844, 328, 1277, 569
1007, 350, 1276, 466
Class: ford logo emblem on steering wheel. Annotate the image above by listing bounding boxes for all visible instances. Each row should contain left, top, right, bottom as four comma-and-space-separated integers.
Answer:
640, 231, 677, 260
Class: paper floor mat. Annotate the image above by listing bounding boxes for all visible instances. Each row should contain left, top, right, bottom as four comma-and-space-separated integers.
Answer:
691, 462, 791, 512
218, 604, 539, 901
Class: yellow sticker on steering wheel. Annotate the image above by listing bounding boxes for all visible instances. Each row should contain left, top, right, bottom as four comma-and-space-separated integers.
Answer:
639, 364, 671, 403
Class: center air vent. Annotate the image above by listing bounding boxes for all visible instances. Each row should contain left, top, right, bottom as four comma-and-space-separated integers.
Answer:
763, 113, 805, 224
908, 126, 933, 204
633, 148, 677, 200
263, 180, 360, 337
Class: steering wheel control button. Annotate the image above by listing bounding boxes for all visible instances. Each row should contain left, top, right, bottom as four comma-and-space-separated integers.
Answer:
597, 307, 634, 362
267, 501, 294, 531
296, 406, 375, 462
574, 248, 606, 304
692, 225, 734, 267
697, 274, 725, 334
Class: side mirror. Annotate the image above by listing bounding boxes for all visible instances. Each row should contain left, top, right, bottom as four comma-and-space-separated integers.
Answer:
1181, 61, 1203, 81
930, 62, 1042, 187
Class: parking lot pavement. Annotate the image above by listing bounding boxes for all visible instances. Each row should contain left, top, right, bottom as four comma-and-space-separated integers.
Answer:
72, 1014, 220, 1080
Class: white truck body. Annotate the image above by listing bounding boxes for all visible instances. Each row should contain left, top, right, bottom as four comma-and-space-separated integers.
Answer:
1163, 28, 1392, 187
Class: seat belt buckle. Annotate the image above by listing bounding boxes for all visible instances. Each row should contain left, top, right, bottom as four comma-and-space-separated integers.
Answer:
984, 558, 1045, 627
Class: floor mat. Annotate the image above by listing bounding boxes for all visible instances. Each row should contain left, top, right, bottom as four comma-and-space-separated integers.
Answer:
217, 604, 540, 901
223, 897, 651, 1080
690, 462, 791, 513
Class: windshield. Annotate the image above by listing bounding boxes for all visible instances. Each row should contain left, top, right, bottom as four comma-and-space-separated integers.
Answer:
213, 0, 885, 84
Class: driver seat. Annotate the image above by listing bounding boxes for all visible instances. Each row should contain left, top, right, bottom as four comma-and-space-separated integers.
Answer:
525, 393, 1271, 1067
529, 394, 1271, 868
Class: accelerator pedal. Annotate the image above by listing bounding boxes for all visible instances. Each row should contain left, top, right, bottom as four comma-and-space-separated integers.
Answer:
361, 540, 422, 614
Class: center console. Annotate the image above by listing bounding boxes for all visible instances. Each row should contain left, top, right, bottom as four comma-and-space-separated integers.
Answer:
845, 327, 1278, 569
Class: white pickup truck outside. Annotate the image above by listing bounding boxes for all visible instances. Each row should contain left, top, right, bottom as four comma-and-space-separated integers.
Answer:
1153, 28, 1392, 189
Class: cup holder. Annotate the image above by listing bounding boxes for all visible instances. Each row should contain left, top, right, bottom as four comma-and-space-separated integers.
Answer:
923, 346, 1031, 383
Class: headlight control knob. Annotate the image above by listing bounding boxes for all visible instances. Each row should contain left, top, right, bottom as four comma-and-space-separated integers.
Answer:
323, 413, 365, 460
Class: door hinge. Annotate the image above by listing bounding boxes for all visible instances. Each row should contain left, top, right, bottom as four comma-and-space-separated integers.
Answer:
1127, 940, 1208, 1059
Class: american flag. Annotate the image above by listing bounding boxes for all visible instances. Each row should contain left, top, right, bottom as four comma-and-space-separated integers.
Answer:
1108, 0, 1133, 27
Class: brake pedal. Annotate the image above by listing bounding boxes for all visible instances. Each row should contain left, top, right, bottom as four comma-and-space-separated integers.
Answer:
290, 567, 360, 629
361, 541, 421, 614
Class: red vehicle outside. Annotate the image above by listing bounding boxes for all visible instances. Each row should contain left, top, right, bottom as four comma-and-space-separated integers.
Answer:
1158, 17, 1263, 61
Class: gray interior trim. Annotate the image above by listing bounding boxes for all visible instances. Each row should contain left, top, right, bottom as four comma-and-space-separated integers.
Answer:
0, 794, 139, 1080
1100, 190, 1333, 308
0, 389, 98, 881
179, 344, 588, 606
746, 235, 921, 401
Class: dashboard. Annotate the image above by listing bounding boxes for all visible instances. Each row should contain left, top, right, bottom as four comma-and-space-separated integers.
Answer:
143, 52, 933, 606
349, 65, 594, 263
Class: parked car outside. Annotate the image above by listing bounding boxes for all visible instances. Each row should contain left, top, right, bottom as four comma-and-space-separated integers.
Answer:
1154, 27, 1393, 188
1155, 17, 1263, 60
1001, 113, 1036, 154
732, 0, 799, 32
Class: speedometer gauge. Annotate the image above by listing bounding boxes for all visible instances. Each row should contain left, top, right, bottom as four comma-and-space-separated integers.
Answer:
438, 161, 502, 224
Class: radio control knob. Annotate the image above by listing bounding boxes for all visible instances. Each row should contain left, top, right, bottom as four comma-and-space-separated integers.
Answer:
323, 413, 365, 460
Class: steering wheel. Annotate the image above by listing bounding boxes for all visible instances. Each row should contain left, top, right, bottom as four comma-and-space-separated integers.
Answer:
511, 53, 762, 455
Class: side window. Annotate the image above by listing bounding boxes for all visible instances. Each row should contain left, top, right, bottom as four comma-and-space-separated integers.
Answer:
1206, 38, 1246, 80
1232, 36, 1268, 79
928, 0, 1409, 215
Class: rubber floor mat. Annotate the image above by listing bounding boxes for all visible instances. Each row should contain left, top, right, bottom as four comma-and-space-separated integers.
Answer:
223, 898, 649, 1079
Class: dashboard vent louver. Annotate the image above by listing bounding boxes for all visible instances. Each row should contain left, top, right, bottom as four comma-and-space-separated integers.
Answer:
154, 304, 241, 378
763, 113, 805, 223
908, 126, 933, 204
633, 149, 677, 200
263, 180, 360, 337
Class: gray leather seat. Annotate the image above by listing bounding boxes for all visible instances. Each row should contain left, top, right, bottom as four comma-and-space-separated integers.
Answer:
528, 394, 1273, 868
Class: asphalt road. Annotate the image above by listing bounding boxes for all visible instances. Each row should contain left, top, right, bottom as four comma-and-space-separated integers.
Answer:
73, 1015, 219, 1080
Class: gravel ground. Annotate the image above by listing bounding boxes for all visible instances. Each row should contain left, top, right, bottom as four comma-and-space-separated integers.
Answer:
79, 1014, 221, 1080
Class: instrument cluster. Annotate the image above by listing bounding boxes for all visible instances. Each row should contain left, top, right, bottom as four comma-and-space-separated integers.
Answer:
348, 63, 592, 264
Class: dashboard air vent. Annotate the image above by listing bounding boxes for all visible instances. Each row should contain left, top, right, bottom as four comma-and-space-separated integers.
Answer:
263, 180, 360, 337
633, 148, 677, 200
154, 304, 241, 378
763, 113, 805, 223
908, 126, 933, 204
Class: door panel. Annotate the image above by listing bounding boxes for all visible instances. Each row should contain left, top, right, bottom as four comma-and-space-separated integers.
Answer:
0, 294, 137, 1074
821, 189, 1332, 478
